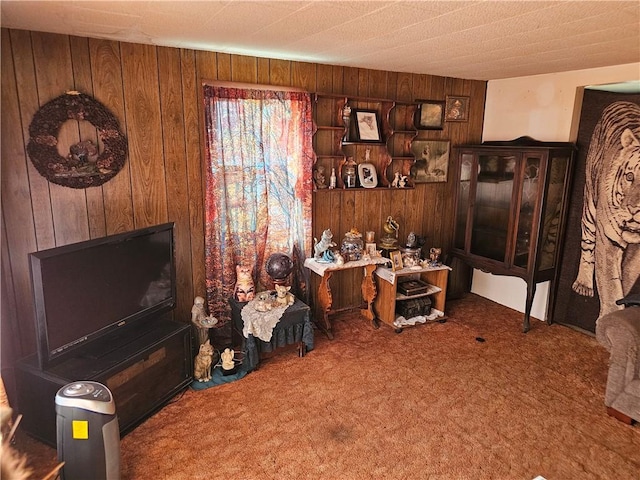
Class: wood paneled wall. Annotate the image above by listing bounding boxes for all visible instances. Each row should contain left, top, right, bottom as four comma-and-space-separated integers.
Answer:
1, 28, 485, 400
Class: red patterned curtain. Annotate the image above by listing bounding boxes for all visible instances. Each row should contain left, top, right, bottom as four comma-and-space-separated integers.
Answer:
203, 85, 314, 324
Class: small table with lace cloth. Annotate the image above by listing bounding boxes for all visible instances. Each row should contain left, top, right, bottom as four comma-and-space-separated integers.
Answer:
229, 296, 314, 371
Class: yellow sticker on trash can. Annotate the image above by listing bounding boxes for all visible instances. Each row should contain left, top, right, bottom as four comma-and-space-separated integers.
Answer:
72, 420, 89, 439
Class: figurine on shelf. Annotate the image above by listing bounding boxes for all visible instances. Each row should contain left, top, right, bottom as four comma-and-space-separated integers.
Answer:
313, 165, 327, 189
399, 175, 409, 188
342, 103, 351, 142
329, 167, 337, 189
335, 252, 345, 266
381, 216, 399, 249
429, 247, 442, 266
194, 340, 213, 382
314, 229, 336, 260
221, 348, 235, 371
233, 264, 255, 302
391, 171, 401, 188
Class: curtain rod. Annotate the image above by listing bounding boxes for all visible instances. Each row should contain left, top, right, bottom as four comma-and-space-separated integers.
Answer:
202, 79, 308, 93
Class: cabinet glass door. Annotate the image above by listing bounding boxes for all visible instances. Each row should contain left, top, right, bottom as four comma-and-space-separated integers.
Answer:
470, 154, 516, 261
454, 153, 474, 250
513, 156, 541, 268
538, 155, 569, 270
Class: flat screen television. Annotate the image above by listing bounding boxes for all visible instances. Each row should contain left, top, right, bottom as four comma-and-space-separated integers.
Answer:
29, 222, 176, 369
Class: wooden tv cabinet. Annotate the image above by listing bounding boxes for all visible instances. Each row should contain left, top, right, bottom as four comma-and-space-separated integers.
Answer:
15, 314, 192, 447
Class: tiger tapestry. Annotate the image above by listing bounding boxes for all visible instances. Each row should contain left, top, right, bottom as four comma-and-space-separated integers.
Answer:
554, 90, 640, 332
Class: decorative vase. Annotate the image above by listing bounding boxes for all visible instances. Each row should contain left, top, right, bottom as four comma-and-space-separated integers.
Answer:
343, 157, 357, 188
341, 229, 364, 262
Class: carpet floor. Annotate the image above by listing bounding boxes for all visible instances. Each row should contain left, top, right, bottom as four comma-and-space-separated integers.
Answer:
13, 293, 640, 479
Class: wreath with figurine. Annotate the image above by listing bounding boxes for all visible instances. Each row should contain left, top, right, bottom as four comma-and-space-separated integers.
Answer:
27, 91, 128, 189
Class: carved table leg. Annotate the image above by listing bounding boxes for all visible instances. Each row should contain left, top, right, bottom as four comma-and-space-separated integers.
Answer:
361, 264, 378, 325
316, 271, 334, 339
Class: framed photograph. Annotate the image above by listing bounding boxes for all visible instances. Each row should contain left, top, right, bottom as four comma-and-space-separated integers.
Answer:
410, 139, 450, 183
353, 109, 382, 142
358, 162, 378, 188
366, 243, 377, 257
414, 100, 445, 130
390, 250, 404, 271
445, 95, 470, 122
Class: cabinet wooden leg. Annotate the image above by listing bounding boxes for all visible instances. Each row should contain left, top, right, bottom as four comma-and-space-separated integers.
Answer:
523, 282, 537, 333
360, 263, 378, 323
316, 271, 334, 339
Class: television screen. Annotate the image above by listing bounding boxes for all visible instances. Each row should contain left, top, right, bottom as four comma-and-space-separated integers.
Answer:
30, 222, 175, 368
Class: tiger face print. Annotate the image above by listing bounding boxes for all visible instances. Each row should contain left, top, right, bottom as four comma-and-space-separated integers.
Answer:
572, 101, 640, 318
614, 129, 640, 244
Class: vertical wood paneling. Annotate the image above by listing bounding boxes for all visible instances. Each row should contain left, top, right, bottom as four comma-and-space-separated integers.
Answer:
89, 38, 134, 236
32, 32, 90, 246
158, 46, 193, 322
10, 30, 56, 251
184, 49, 206, 301
231, 54, 257, 83
1, 29, 39, 354
70, 35, 107, 239
257, 58, 270, 85
121, 43, 168, 228
269, 59, 291, 86
1, 28, 486, 402
291, 61, 316, 91
217, 53, 232, 81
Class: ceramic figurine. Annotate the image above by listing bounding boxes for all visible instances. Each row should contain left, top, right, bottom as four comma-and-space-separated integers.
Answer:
254, 291, 273, 312
429, 247, 442, 266
194, 340, 213, 382
191, 296, 217, 345
313, 165, 327, 189
275, 284, 295, 306
314, 229, 336, 260
392, 171, 401, 188
233, 264, 255, 301
221, 348, 235, 371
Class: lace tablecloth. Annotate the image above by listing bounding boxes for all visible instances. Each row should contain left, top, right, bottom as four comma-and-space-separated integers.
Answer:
241, 298, 289, 342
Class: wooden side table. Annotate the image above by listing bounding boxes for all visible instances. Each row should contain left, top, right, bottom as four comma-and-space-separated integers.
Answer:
304, 257, 389, 339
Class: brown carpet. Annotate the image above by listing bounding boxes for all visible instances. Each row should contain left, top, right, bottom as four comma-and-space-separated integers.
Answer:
13, 294, 640, 479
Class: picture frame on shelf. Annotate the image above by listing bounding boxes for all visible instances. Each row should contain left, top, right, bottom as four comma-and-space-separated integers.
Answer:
414, 100, 445, 130
390, 250, 404, 271
410, 140, 450, 183
445, 95, 470, 122
357, 162, 378, 188
353, 109, 382, 142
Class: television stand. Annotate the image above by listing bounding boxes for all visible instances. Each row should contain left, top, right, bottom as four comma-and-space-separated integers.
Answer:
15, 314, 192, 447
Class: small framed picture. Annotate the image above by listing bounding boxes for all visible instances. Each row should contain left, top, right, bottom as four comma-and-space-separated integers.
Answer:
390, 250, 404, 271
353, 109, 382, 142
358, 162, 378, 188
366, 243, 377, 257
410, 140, 450, 183
445, 95, 470, 122
414, 100, 445, 130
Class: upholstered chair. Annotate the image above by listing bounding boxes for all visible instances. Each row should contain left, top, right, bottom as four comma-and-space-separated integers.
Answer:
596, 294, 640, 424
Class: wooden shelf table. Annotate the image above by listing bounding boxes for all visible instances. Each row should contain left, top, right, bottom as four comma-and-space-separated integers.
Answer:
304, 257, 389, 339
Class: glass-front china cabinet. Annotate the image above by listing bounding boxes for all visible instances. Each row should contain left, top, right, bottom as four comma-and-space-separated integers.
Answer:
453, 137, 576, 332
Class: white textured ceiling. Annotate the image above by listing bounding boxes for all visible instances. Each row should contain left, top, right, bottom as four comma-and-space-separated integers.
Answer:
1, 0, 639, 81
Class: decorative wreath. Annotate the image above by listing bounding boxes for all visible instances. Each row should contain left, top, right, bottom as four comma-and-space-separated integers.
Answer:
27, 91, 128, 189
